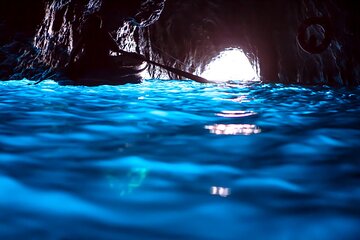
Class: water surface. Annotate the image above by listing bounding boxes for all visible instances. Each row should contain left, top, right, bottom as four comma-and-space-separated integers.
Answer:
1, 79, 360, 239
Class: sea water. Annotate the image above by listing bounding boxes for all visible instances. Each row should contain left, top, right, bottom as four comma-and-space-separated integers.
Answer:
0, 79, 359, 239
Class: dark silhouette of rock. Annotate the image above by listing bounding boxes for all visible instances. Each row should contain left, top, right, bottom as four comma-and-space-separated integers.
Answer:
0, 0, 359, 86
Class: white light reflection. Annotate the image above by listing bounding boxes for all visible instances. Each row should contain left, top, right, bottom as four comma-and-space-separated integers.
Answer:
216, 110, 257, 118
229, 96, 251, 103
205, 124, 262, 136
200, 48, 258, 82
211, 186, 231, 197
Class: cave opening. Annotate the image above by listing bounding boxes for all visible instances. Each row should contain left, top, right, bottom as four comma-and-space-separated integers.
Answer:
199, 48, 259, 82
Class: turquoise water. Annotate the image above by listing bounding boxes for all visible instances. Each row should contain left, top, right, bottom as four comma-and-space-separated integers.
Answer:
1, 79, 360, 239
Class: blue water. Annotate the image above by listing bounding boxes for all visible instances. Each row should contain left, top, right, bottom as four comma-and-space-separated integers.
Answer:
1, 79, 360, 240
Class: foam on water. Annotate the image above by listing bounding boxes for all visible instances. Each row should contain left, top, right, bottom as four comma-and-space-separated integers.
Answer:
1, 79, 360, 239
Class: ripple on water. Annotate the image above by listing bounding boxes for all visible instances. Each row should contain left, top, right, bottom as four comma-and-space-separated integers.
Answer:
0, 79, 360, 239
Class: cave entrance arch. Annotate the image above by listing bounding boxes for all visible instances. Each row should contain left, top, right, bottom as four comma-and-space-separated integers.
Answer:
200, 48, 259, 82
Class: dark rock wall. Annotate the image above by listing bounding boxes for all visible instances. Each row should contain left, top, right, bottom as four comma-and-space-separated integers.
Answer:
0, 0, 165, 80
0, 0, 359, 86
143, 0, 360, 86
0, 0, 44, 79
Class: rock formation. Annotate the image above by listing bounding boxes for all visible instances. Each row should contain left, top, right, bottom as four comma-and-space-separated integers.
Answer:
0, 0, 359, 86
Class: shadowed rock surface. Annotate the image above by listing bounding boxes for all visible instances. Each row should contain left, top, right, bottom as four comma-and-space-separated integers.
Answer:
0, 0, 359, 86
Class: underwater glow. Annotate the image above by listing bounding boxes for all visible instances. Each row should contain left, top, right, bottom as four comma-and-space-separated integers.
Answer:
106, 168, 148, 196
200, 48, 258, 82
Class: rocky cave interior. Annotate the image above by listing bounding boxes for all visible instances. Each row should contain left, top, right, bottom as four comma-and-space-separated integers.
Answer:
0, 0, 359, 86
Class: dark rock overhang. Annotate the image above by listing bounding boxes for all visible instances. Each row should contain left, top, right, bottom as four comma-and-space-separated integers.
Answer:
0, 0, 359, 86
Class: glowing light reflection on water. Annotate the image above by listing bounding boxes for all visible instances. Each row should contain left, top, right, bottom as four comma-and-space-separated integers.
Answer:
205, 124, 262, 135
0, 79, 360, 240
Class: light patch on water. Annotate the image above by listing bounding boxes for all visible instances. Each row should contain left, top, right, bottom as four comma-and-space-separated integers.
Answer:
216, 110, 257, 118
210, 186, 231, 197
205, 124, 262, 135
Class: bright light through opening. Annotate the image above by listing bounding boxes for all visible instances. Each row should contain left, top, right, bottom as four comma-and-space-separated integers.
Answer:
200, 48, 258, 82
